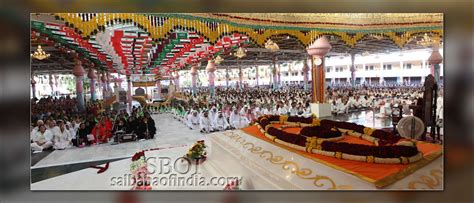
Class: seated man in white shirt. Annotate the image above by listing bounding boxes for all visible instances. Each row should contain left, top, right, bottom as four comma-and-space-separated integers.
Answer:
31, 125, 53, 152
289, 102, 299, 116
230, 109, 250, 129
199, 111, 214, 133
186, 110, 200, 130
213, 112, 230, 131
52, 120, 72, 150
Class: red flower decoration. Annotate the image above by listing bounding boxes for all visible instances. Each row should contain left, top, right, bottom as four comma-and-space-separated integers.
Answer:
132, 151, 145, 161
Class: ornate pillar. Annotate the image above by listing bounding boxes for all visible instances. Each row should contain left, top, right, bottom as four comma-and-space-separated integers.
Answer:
238, 66, 243, 89
255, 66, 259, 86
87, 68, 97, 101
307, 36, 332, 118
126, 75, 132, 110
49, 74, 54, 96
190, 65, 198, 96
350, 53, 356, 86
428, 44, 443, 84
399, 60, 404, 84
106, 72, 113, 94
277, 63, 281, 87
225, 67, 230, 88
100, 73, 107, 99
206, 60, 216, 98
156, 79, 162, 100
31, 77, 37, 98
174, 71, 180, 92
72, 60, 85, 111
303, 59, 310, 90
272, 56, 278, 90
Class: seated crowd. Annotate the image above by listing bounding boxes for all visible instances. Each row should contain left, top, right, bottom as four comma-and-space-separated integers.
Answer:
159, 83, 442, 133
30, 96, 156, 152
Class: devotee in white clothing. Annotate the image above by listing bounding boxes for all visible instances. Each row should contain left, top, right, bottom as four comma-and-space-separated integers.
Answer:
52, 120, 72, 150
230, 109, 250, 129
213, 112, 230, 131
209, 106, 218, 123
278, 104, 288, 115
199, 111, 213, 133
187, 111, 200, 130
289, 102, 298, 116
31, 125, 53, 152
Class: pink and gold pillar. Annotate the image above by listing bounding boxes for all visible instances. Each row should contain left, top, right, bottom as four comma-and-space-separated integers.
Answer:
72, 59, 85, 111
428, 44, 443, 84
190, 65, 198, 96
206, 60, 216, 97
306, 36, 332, 117
87, 68, 97, 101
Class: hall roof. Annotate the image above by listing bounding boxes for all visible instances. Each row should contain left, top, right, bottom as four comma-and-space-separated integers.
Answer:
31, 13, 443, 75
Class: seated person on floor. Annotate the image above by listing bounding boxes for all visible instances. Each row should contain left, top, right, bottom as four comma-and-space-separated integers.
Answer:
126, 116, 138, 134
187, 110, 200, 130
137, 117, 156, 140
229, 108, 250, 129
92, 118, 111, 144
52, 120, 72, 150
31, 125, 53, 152
199, 110, 213, 133
213, 112, 230, 131
74, 123, 90, 147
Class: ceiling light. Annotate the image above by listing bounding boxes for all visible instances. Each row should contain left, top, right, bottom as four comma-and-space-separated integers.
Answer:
31, 45, 50, 60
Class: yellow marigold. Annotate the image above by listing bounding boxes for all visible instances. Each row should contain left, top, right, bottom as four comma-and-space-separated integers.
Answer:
363, 127, 375, 136
366, 156, 375, 163
316, 145, 322, 150
306, 137, 318, 152
317, 139, 324, 145
335, 152, 343, 159
280, 115, 288, 124
312, 119, 321, 126
400, 157, 409, 164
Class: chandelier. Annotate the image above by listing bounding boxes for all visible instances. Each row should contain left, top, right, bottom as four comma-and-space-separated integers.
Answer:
265, 39, 279, 52
232, 47, 247, 59
214, 55, 224, 65
416, 33, 440, 47
369, 33, 384, 40
31, 45, 50, 60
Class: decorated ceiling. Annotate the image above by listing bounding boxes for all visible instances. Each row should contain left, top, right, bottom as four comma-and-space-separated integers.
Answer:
31, 13, 443, 75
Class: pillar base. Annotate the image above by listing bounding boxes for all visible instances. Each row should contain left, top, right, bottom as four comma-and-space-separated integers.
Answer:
310, 103, 332, 118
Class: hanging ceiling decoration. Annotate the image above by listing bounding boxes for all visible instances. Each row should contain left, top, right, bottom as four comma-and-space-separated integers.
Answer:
232, 47, 247, 59
31, 45, 50, 60
265, 39, 279, 52
214, 55, 224, 65
50, 13, 443, 48
31, 13, 443, 74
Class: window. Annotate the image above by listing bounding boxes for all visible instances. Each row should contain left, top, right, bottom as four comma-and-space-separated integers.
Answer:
326, 68, 330, 72
404, 63, 412, 69
383, 64, 392, 70
370, 66, 374, 70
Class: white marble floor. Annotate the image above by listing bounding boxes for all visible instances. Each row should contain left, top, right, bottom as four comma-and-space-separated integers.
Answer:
32, 113, 205, 169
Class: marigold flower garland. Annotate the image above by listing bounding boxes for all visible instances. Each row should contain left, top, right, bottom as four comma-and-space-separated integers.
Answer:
254, 115, 423, 165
